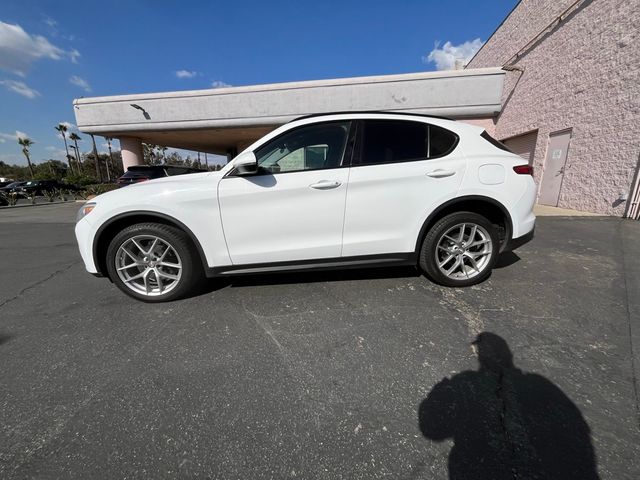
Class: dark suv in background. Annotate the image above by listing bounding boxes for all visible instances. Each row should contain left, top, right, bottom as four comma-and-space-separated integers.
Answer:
20, 180, 82, 196
116, 165, 205, 186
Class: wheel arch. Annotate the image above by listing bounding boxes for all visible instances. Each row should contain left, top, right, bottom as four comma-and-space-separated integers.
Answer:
93, 211, 209, 278
415, 196, 513, 254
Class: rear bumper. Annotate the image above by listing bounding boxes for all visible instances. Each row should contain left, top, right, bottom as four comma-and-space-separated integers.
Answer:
505, 227, 534, 252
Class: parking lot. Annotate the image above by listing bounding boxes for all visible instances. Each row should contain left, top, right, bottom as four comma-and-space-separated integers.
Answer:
1, 202, 639, 479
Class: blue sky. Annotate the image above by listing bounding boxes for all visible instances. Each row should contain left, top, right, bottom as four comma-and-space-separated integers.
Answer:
0, 0, 517, 166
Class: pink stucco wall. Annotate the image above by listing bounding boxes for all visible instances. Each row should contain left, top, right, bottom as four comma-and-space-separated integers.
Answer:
467, 0, 640, 215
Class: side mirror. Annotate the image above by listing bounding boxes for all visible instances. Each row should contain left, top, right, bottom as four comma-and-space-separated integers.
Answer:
233, 151, 258, 176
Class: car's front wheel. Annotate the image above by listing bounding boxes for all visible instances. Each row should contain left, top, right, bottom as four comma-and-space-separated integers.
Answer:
106, 222, 204, 302
419, 211, 499, 287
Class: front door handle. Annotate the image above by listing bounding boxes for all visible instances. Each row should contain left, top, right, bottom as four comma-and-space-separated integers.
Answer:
309, 180, 342, 190
426, 169, 456, 178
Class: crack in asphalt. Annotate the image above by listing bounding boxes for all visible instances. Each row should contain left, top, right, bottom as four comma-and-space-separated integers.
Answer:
0, 261, 79, 308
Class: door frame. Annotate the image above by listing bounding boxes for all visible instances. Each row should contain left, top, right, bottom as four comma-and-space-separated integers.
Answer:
539, 128, 573, 206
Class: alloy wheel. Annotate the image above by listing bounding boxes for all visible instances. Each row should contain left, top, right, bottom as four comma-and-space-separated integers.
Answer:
115, 235, 183, 296
435, 223, 493, 280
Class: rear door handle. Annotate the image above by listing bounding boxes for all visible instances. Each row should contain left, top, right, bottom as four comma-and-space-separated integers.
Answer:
309, 180, 342, 190
426, 169, 456, 178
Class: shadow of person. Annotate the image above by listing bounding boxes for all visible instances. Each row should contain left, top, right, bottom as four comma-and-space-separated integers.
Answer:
418, 332, 600, 480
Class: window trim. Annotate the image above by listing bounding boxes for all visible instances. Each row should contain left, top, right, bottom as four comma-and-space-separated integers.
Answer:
351, 119, 460, 167
225, 120, 355, 177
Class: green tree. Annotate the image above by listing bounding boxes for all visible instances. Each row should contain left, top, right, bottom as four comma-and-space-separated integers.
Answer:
18, 136, 35, 178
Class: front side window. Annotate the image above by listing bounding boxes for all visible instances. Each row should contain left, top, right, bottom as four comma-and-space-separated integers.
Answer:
255, 121, 351, 174
355, 120, 459, 166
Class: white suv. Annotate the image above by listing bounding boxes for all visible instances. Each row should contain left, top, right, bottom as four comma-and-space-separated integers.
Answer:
75, 112, 536, 302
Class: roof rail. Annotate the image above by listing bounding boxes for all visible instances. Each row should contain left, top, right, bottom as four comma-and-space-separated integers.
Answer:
289, 110, 456, 123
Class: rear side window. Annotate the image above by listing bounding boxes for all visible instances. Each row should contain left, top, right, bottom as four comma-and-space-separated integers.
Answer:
356, 120, 458, 166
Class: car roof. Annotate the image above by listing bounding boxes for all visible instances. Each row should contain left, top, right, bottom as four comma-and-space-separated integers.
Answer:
290, 110, 455, 123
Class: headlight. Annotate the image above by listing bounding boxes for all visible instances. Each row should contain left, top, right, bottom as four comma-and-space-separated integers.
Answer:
76, 202, 96, 222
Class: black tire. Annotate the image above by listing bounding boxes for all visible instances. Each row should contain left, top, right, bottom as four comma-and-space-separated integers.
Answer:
419, 211, 499, 287
105, 222, 204, 302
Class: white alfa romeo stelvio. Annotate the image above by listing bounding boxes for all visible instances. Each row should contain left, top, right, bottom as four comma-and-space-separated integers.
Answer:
75, 112, 536, 302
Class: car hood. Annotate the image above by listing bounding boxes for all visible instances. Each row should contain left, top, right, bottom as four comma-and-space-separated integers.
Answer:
92, 171, 223, 205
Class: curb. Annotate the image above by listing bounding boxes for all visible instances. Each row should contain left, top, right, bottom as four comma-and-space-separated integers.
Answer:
0, 200, 84, 210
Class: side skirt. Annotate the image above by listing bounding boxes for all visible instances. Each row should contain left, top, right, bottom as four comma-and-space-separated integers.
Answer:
206, 253, 417, 277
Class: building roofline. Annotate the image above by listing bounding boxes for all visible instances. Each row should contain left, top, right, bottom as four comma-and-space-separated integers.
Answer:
73, 67, 504, 106
466, 0, 523, 67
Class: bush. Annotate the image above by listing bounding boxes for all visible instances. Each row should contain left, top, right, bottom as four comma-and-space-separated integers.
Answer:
64, 174, 97, 186
85, 183, 119, 196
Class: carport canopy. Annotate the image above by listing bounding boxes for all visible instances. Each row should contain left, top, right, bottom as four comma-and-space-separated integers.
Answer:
73, 67, 505, 169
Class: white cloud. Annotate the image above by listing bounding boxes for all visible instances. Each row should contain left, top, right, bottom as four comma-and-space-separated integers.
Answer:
211, 80, 231, 89
44, 17, 58, 28
69, 75, 91, 92
0, 21, 80, 76
0, 79, 40, 98
0, 131, 20, 142
45, 146, 67, 157
424, 38, 484, 71
69, 48, 80, 63
175, 70, 198, 79
16, 130, 29, 140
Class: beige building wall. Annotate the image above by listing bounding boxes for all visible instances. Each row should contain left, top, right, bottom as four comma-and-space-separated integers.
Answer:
468, 0, 640, 215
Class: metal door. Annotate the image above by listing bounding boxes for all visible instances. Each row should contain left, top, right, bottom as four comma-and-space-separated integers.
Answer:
539, 129, 572, 206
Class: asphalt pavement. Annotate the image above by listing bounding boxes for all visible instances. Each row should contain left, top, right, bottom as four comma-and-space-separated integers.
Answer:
1, 202, 639, 479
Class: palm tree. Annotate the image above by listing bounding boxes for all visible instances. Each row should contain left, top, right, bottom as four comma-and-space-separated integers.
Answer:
90, 134, 103, 182
69, 132, 82, 171
55, 124, 73, 173
105, 136, 115, 177
18, 136, 35, 178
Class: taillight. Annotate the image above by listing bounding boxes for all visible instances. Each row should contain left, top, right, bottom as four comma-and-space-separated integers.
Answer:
513, 165, 533, 175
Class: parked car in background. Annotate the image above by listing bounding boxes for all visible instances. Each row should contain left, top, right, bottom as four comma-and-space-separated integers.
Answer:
19, 180, 82, 196
76, 112, 536, 302
116, 165, 205, 187
0, 180, 15, 188
0, 181, 27, 194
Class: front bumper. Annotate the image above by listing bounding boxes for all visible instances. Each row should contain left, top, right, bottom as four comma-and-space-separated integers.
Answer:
75, 217, 99, 274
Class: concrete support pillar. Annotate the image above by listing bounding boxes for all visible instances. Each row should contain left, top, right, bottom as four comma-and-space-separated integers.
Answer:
119, 137, 144, 171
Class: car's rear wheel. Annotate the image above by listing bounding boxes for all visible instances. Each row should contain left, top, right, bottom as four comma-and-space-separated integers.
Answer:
419, 211, 499, 287
106, 222, 204, 302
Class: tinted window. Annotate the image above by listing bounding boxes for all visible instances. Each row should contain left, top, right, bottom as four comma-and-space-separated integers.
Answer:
429, 124, 459, 157
356, 120, 459, 166
359, 120, 428, 165
255, 121, 351, 174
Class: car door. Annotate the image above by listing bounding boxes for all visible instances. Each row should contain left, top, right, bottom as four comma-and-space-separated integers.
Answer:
342, 119, 466, 257
218, 121, 354, 265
